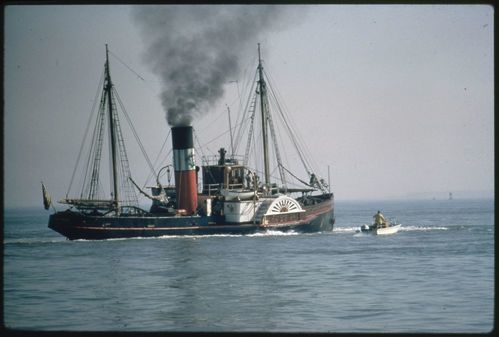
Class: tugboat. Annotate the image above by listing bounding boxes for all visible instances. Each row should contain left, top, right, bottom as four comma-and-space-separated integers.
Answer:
45, 44, 335, 240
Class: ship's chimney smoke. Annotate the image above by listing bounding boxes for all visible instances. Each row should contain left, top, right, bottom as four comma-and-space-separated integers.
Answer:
171, 126, 197, 214
132, 5, 296, 126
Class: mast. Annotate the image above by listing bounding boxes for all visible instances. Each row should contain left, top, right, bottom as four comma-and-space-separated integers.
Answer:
257, 43, 271, 194
105, 44, 120, 213
328, 165, 331, 193
227, 105, 235, 159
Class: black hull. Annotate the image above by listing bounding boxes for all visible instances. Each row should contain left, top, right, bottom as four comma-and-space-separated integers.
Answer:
49, 199, 335, 240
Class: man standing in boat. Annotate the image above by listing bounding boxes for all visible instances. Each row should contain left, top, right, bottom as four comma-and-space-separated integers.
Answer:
373, 210, 386, 228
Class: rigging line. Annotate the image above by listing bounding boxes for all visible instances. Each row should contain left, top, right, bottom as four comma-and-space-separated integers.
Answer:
108, 49, 145, 81
145, 130, 171, 187
264, 68, 312, 175
201, 115, 253, 148
233, 71, 258, 154
147, 147, 173, 186
280, 164, 314, 189
243, 95, 257, 167
207, 106, 228, 127
231, 72, 251, 136
266, 98, 287, 188
269, 101, 292, 184
84, 98, 104, 199
265, 68, 321, 175
68, 68, 105, 197
225, 91, 242, 109
251, 165, 285, 188
192, 107, 228, 149
200, 147, 218, 165
193, 129, 208, 163
266, 87, 292, 169
250, 126, 263, 176
229, 52, 257, 146
273, 107, 292, 177
233, 80, 244, 119
108, 48, 163, 101
227, 79, 244, 134
152, 148, 172, 181
113, 88, 156, 178
83, 76, 108, 199
234, 87, 257, 152
111, 96, 139, 206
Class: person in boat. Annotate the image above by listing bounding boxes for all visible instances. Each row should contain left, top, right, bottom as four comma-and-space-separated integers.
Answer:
373, 210, 386, 228
309, 173, 318, 188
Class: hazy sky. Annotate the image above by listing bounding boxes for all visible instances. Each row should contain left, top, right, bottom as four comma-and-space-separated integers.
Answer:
4, 5, 494, 208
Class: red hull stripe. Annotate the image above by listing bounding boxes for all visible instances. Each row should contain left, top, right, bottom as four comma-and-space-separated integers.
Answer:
77, 224, 258, 231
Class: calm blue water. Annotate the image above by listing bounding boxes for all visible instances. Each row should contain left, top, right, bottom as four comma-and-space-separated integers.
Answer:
3, 199, 494, 332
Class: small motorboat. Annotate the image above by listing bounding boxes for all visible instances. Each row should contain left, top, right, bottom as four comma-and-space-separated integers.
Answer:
359, 221, 401, 235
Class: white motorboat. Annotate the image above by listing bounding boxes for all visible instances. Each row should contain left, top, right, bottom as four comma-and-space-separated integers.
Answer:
360, 222, 401, 235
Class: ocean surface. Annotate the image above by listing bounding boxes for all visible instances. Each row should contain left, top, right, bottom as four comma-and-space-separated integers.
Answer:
3, 199, 494, 333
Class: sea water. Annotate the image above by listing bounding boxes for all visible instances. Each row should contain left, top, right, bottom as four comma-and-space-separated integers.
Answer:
3, 199, 494, 332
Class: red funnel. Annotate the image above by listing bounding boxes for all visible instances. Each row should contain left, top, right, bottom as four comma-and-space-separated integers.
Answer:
172, 126, 198, 215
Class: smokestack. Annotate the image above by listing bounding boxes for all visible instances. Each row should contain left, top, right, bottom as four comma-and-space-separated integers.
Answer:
172, 126, 198, 214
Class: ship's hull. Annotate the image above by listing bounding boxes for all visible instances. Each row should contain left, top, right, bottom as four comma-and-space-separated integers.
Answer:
49, 199, 334, 240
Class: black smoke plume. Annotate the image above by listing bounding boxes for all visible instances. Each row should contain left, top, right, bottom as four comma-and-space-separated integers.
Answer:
132, 5, 294, 126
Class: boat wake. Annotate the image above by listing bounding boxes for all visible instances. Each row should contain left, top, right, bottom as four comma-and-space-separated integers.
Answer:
247, 230, 300, 237
69, 230, 301, 242
335, 225, 449, 234
400, 225, 449, 231
4, 238, 68, 245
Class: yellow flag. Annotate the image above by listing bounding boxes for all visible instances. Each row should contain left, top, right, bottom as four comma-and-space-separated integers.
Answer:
41, 182, 52, 210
